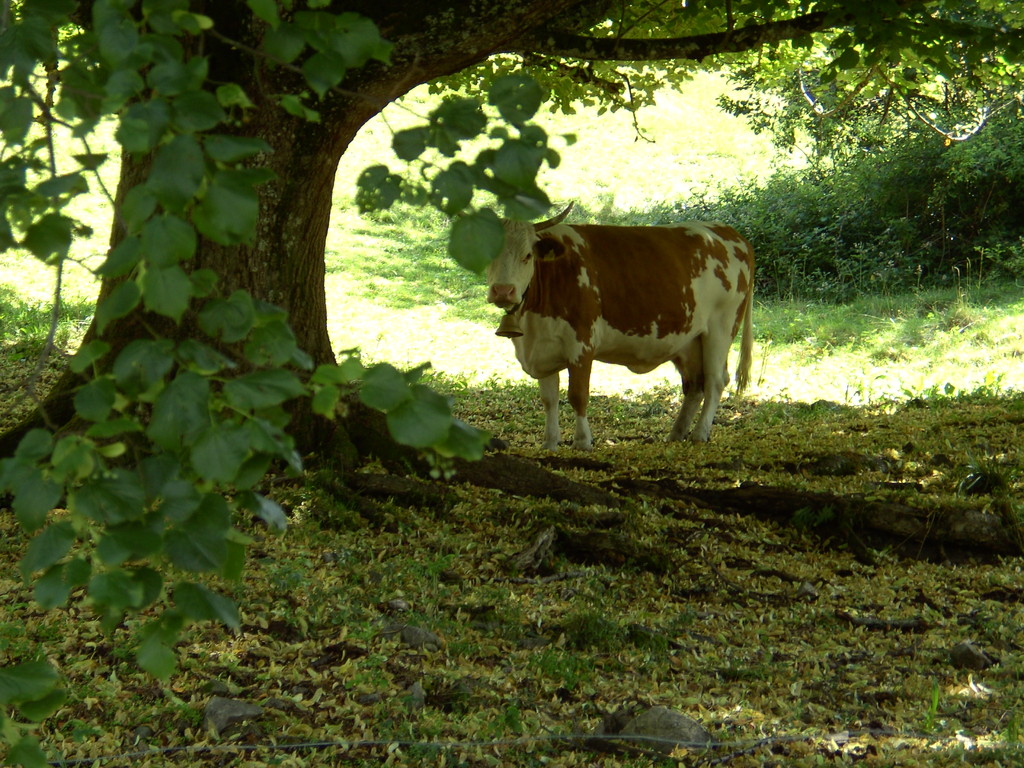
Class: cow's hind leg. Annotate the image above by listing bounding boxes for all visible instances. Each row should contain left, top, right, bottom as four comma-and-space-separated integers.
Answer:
690, 321, 732, 443
669, 337, 704, 441
567, 359, 594, 450
539, 373, 561, 450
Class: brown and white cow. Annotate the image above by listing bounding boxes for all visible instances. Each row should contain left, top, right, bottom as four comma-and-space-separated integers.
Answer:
486, 204, 754, 450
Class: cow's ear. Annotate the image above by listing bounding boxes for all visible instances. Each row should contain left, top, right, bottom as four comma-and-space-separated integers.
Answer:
534, 236, 565, 260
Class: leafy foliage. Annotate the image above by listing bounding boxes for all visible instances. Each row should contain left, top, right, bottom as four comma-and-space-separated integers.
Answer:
685, 97, 1024, 301
0, 3, 494, 763
3, 0, 1024, 765
357, 74, 562, 270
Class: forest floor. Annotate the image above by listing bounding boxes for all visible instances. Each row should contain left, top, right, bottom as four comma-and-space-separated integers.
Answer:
2, 370, 1023, 767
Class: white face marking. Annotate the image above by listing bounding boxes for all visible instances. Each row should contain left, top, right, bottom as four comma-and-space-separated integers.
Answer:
486, 220, 538, 305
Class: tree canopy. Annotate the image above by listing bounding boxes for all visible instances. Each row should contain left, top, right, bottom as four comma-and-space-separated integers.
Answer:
1, 1, 1022, 764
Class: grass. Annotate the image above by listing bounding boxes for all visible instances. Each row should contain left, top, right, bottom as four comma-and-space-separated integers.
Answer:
4, 70, 1024, 768
3, 70, 1023, 408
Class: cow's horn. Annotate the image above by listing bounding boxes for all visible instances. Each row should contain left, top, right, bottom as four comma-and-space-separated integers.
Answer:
535, 202, 574, 232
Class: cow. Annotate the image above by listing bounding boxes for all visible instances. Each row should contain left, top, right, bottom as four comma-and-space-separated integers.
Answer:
486, 203, 754, 450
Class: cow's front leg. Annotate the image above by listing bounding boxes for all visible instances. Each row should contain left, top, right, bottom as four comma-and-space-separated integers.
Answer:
567, 359, 593, 450
538, 373, 561, 450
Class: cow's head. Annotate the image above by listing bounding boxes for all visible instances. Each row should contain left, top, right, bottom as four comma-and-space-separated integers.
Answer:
486, 203, 574, 310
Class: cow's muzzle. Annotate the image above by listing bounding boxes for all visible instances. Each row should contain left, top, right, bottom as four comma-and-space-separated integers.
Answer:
487, 283, 517, 308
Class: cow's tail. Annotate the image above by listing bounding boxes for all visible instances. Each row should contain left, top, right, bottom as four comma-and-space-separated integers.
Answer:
735, 277, 754, 394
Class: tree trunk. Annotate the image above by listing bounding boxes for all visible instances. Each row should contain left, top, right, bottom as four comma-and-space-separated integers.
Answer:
0, 1, 586, 460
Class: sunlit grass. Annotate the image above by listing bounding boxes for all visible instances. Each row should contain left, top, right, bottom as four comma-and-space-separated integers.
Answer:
3, 71, 1023, 413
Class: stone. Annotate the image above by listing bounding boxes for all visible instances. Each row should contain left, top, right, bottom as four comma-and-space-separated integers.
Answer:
618, 706, 712, 754
950, 641, 995, 670
204, 696, 263, 736
404, 681, 426, 711
395, 624, 443, 651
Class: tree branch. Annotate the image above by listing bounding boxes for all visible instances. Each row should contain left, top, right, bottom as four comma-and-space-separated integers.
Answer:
509, 10, 840, 62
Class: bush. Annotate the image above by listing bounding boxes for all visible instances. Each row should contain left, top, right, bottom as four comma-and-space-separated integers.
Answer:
673, 101, 1024, 301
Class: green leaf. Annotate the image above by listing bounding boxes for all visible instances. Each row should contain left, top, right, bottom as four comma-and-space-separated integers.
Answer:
176, 339, 230, 375
34, 558, 90, 609
204, 134, 271, 163
500, 189, 550, 220
147, 371, 210, 451
103, 69, 145, 111
85, 417, 144, 440
171, 90, 226, 133
332, 13, 392, 66
35, 171, 88, 199
5, 735, 49, 768
98, 236, 141, 278
22, 213, 73, 262
70, 340, 111, 373
73, 152, 109, 171
74, 376, 116, 422
355, 164, 402, 212
386, 384, 452, 448
198, 290, 255, 342
215, 83, 255, 110
140, 264, 192, 322
147, 135, 205, 212
448, 209, 504, 273
436, 418, 488, 461
96, 521, 163, 566
263, 23, 307, 63
13, 429, 52, 461
147, 58, 192, 96
302, 50, 346, 97
96, 280, 142, 333
164, 494, 230, 571
3, 464, 61, 532
234, 453, 274, 491
140, 215, 197, 267
247, 0, 280, 27
393, 127, 429, 162
95, 9, 139, 66
833, 46, 860, 71
174, 582, 240, 628
224, 370, 305, 412
239, 491, 288, 532
432, 98, 486, 142
17, 688, 68, 722
431, 162, 476, 214
278, 93, 320, 122
312, 384, 340, 417
0, 96, 34, 145
193, 170, 260, 244
493, 139, 546, 189
244, 317, 302, 367
0, 660, 60, 705
311, 358, 363, 385
112, 339, 174, 397
120, 185, 158, 234
117, 100, 171, 154
489, 74, 543, 126
70, 470, 146, 524
50, 435, 95, 482
359, 363, 411, 411
20, 521, 76, 578
136, 634, 176, 679
190, 424, 251, 484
